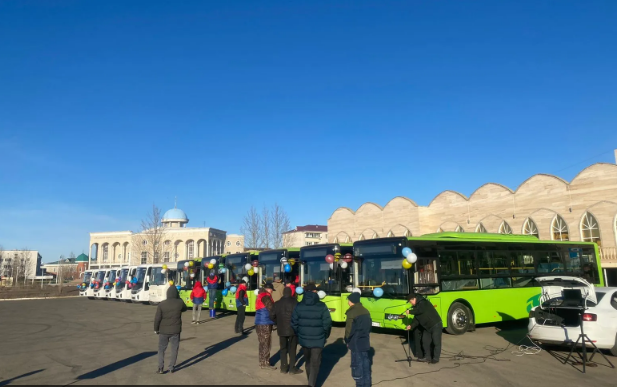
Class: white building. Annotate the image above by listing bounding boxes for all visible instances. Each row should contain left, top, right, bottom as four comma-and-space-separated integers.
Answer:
283, 225, 328, 247
0, 250, 43, 284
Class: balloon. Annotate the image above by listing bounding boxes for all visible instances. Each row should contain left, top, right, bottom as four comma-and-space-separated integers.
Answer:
402, 260, 412, 269
352, 287, 361, 294
280, 258, 288, 263
244, 263, 252, 271
190, 273, 195, 278
210, 259, 216, 265
373, 287, 384, 297
340, 261, 348, 269
218, 263, 224, 269
161, 269, 167, 274
226, 281, 231, 288
168, 280, 174, 286
329, 263, 334, 270
176, 285, 181, 290
128, 284, 132, 289
284, 264, 291, 273
343, 253, 353, 263
254, 289, 260, 295
317, 290, 326, 299
208, 263, 214, 269
184, 262, 189, 267
402, 247, 412, 258
220, 268, 227, 274
222, 289, 229, 296
190, 261, 195, 267
162, 264, 168, 270
242, 276, 249, 283
252, 260, 259, 267
230, 286, 237, 293
247, 269, 255, 276
296, 287, 304, 295
325, 254, 335, 264
289, 259, 296, 265
406, 253, 418, 264
253, 267, 259, 273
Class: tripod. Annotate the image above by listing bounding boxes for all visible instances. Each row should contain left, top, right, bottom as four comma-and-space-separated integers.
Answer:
563, 308, 614, 373
395, 328, 413, 367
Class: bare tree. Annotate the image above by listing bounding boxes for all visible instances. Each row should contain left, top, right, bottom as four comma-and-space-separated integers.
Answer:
12, 249, 33, 287
132, 204, 166, 265
241, 206, 262, 249
271, 203, 292, 248
56, 255, 77, 291
261, 205, 271, 249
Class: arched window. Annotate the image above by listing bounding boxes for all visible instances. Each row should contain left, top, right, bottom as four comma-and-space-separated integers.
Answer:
475, 223, 487, 233
455, 226, 465, 233
358, 234, 365, 241
551, 215, 569, 241
499, 221, 513, 234
404, 230, 411, 237
387, 231, 394, 237
581, 212, 601, 246
187, 241, 194, 259
372, 232, 379, 239
522, 218, 539, 238
102, 244, 109, 262
345, 236, 351, 243
333, 237, 339, 243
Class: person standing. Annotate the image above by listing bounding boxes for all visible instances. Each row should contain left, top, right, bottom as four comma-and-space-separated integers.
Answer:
405, 293, 442, 364
190, 281, 205, 324
271, 287, 303, 375
272, 278, 285, 302
154, 286, 185, 374
205, 271, 219, 318
344, 293, 371, 387
291, 284, 332, 387
235, 280, 248, 335
255, 283, 276, 370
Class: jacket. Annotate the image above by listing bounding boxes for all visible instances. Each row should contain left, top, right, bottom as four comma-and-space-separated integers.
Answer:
235, 284, 248, 307
271, 287, 298, 337
190, 281, 205, 305
272, 281, 285, 302
255, 290, 275, 325
291, 291, 332, 348
206, 274, 219, 290
154, 287, 186, 335
344, 303, 371, 352
408, 296, 442, 330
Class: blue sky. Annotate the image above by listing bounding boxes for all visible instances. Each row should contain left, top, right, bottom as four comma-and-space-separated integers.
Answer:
1, 1, 616, 262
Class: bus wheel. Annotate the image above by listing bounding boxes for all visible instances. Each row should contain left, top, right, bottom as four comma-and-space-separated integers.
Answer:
446, 302, 471, 335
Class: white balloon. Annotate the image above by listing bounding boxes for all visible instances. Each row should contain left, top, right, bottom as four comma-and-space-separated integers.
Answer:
190, 273, 195, 278
244, 263, 252, 271
352, 288, 361, 294
345, 285, 353, 293
329, 263, 334, 270
161, 269, 167, 274
317, 290, 326, 299
254, 289, 260, 295
210, 259, 216, 265
253, 267, 259, 273
340, 261, 348, 269
407, 253, 418, 264
242, 276, 249, 283
184, 262, 189, 267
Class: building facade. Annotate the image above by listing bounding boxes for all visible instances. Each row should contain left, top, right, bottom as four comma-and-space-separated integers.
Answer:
328, 162, 617, 285
0, 250, 43, 284
41, 253, 89, 280
283, 225, 328, 247
89, 206, 244, 269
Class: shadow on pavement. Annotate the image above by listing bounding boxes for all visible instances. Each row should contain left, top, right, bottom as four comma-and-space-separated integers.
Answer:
0, 369, 45, 386
174, 334, 249, 372
316, 338, 348, 387
74, 352, 157, 381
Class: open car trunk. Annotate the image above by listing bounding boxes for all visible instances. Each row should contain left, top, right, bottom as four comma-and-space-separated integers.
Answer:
530, 276, 596, 328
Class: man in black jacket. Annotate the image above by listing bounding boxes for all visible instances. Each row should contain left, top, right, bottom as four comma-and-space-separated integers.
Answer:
154, 286, 186, 374
291, 284, 332, 387
344, 293, 371, 387
405, 293, 442, 364
271, 287, 303, 375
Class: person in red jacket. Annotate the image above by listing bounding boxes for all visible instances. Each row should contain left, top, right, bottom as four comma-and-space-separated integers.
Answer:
206, 271, 219, 318
190, 281, 205, 324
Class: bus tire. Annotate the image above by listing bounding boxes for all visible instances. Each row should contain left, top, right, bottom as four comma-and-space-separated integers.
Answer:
446, 302, 472, 335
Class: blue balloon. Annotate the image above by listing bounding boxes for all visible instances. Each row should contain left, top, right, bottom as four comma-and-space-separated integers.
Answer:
220, 268, 227, 274
226, 281, 231, 288
176, 285, 181, 291
284, 264, 291, 273
230, 286, 237, 293
402, 247, 412, 257
373, 287, 384, 298
296, 287, 304, 295
222, 289, 229, 296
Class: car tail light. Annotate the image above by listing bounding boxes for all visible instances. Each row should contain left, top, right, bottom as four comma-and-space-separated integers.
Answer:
582, 313, 597, 322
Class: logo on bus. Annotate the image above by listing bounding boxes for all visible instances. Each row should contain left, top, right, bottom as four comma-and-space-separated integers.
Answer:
526, 294, 541, 313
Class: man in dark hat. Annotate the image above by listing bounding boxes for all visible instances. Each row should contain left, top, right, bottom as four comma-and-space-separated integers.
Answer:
345, 292, 372, 387
405, 293, 442, 364
291, 284, 332, 387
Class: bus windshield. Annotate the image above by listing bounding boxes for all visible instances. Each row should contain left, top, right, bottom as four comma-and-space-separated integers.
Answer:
134, 267, 147, 290
259, 252, 282, 283
303, 261, 342, 294
83, 272, 92, 283
226, 256, 246, 283
357, 257, 409, 297
95, 271, 106, 283
116, 269, 128, 289
150, 267, 167, 286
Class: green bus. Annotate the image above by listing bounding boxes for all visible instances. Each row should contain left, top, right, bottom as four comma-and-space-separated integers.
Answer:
353, 233, 603, 334
176, 258, 202, 307
201, 255, 226, 310
299, 243, 354, 322
220, 251, 260, 312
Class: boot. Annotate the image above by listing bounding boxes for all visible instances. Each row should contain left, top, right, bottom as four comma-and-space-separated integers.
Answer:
212, 308, 216, 319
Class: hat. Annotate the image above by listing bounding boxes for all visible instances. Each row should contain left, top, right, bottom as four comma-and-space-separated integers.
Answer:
347, 293, 361, 304
304, 284, 317, 292
407, 292, 419, 301
264, 283, 275, 291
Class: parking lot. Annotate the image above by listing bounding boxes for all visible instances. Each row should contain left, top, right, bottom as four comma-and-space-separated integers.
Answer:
0, 298, 615, 386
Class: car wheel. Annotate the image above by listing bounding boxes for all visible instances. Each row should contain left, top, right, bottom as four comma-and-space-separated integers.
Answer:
610, 334, 617, 357
446, 302, 472, 335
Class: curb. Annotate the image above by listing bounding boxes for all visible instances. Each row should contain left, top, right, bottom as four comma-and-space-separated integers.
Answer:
0, 296, 81, 302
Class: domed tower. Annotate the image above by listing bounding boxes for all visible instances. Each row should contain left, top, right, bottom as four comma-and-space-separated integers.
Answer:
162, 205, 189, 228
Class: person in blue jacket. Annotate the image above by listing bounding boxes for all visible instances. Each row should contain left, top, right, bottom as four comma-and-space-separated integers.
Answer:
255, 283, 276, 370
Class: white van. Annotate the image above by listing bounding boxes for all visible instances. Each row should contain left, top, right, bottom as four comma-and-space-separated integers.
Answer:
118, 266, 137, 302
79, 270, 94, 298
104, 268, 121, 300
149, 264, 176, 305
91, 269, 107, 299
131, 264, 153, 304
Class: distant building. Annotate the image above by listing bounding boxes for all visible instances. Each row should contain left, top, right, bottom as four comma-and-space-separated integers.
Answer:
283, 225, 328, 247
88, 205, 245, 269
41, 253, 89, 280
0, 250, 43, 284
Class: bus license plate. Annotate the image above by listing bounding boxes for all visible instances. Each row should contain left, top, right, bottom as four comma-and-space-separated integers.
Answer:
371, 322, 381, 327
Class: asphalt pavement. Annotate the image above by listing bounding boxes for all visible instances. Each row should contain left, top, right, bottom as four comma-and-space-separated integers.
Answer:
0, 298, 615, 386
